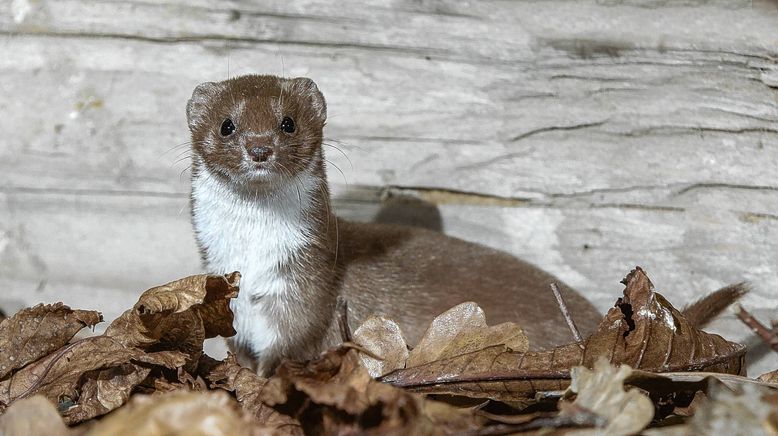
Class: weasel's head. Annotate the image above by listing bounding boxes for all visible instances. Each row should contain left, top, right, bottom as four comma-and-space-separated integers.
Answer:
186, 75, 327, 186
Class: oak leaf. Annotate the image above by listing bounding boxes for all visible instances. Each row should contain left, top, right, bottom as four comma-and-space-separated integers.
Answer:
561, 358, 654, 436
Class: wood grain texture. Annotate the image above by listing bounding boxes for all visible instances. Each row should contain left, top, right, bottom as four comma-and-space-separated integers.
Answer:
0, 0, 776, 371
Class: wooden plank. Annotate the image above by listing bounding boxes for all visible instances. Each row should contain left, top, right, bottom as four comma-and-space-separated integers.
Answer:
0, 35, 775, 200
1, 0, 776, 200
2, 0, 777, 60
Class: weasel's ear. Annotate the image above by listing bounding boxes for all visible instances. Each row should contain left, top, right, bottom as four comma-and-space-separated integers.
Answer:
186, 82, 222, 131
290, 77, 327, 122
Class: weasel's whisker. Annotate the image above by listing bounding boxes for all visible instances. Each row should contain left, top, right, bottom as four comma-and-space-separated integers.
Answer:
322, 142, 354, 170
160, 141, 194, 157
179, 164, 192, 181
172, 153, 193, 164
325, 159, 348, 186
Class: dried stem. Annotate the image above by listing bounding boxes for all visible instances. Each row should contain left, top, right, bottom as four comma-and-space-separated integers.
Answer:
17, 337, 91, 400
336, 295, 352, 343
735, 304, 778, 352
550, 283, 584, 347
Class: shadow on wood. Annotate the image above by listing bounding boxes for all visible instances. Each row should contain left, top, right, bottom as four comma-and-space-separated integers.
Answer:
372, 194, 443, 232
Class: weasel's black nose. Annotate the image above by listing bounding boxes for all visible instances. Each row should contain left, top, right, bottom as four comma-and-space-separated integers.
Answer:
248, 146, 274, 162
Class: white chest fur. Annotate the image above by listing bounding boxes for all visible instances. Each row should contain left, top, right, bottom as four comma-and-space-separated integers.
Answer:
191, 168, 318, 357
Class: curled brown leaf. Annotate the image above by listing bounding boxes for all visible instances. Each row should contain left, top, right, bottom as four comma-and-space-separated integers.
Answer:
105, 272, 240, 365
272, 347, 481, 435
199, 354, 299, 433
61, 363, 152, 425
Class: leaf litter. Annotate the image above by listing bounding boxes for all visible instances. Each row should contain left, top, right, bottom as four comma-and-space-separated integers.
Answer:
0, 266, 775, 435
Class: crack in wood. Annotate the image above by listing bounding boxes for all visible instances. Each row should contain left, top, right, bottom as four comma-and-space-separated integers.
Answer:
509, 120, 609, 142
674, 183, 778, 196
5, 182, 777, 211
509, 118, 609, 142
610, 125, 778, 137
0, 29, 445, 58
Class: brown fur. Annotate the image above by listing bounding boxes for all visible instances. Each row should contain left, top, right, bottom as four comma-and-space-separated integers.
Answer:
188, 75, 603, 374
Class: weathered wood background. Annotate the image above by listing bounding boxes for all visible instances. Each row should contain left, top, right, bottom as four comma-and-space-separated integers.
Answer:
0, 0, 776, 372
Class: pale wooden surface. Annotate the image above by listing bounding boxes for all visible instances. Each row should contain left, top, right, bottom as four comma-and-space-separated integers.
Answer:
0, 0, 776, 373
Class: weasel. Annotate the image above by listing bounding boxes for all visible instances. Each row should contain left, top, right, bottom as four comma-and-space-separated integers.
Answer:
187, 75, 603, 375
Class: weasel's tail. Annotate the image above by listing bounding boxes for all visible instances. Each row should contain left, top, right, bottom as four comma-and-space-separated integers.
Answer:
682, 282, 750, 328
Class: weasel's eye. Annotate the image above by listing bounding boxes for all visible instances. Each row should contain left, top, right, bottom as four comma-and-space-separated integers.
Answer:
220, 118, 236, 137
280, 116, 295, 134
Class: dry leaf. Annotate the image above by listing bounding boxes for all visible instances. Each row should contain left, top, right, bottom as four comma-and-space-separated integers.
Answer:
105, 272, 240, 367
623, 369, 778, 420
690, 383, 777, 435
561, 358, 654, 436
200, 354, 300, 434
407, 302, 528, 367
271, 347, 481, 435
759, 369, 778, 384
380, 267, 746, 402
61, 363, 151, 424
84, 391, 261, 436
0, 336, 186, 413
353, 315, 409, 377
0, 395, 69, 436
0, 303, 102, 379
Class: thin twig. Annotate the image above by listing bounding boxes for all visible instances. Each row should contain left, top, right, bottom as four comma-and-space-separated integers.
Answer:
17, 337, 92, 400
550, 283, 584, 348
336, 295, 352, 343
735, 304, 778, 352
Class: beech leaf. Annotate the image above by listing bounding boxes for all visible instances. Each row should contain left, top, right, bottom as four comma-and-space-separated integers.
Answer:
0, 336, 186, 412
105, 272, 240, 365
407, 302, 528, 367
0, 303, 102, 379
61, 363, 152, 425
353, 315, 409, 377
199, 354, 300, 433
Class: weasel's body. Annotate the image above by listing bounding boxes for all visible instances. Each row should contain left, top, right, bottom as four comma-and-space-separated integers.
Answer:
188, 75, 602, 375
